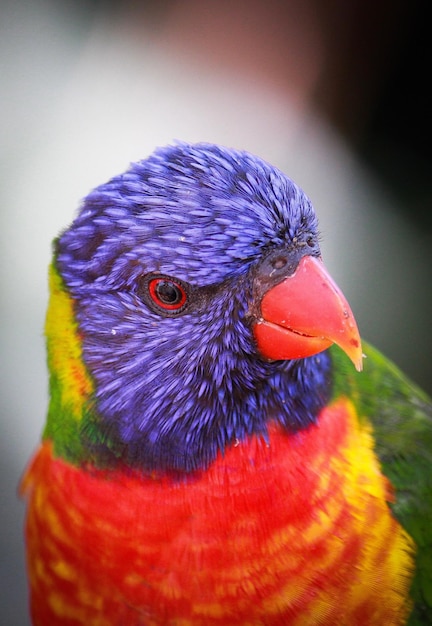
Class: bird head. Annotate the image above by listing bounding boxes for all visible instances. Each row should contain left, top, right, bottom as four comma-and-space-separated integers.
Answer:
47, 143, 362, 472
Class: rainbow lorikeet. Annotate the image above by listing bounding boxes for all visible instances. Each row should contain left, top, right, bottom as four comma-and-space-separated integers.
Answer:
21, 143, 432, 625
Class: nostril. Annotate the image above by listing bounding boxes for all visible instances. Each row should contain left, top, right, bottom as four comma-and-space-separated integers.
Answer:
271, 256, 288, 270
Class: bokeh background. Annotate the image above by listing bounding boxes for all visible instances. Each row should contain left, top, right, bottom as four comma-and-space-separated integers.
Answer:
1, 1, 431, 623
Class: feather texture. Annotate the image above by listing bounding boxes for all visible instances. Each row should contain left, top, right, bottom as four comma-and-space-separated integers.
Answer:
21, 142, 432, 624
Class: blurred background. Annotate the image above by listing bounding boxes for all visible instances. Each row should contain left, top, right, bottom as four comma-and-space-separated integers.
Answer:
1, 1, 431, 623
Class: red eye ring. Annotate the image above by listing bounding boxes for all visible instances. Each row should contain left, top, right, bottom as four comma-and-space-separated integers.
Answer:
147, 277, 188, 313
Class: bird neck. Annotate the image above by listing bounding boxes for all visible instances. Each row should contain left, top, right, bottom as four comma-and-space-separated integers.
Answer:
43, 263, 95, 462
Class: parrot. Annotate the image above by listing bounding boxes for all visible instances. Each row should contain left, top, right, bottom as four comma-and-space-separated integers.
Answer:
21, 142, 432, 626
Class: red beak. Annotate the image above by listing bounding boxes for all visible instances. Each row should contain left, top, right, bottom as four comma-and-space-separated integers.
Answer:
253, 255, 363, 371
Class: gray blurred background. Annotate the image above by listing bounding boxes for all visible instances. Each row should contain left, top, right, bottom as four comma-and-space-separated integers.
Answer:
1, 1, 431, 624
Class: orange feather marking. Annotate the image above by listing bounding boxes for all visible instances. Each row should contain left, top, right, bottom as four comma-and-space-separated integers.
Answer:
21, 399, 414, 625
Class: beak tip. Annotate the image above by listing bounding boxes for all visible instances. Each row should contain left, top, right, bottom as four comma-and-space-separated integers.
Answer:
334, 331, 363, 372
349, 344, 364, 372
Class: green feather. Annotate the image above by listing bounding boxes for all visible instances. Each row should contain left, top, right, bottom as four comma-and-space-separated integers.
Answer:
331, 342, 432, 624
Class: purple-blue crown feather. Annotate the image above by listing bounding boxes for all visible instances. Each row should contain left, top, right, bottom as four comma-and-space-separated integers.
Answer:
56, 142, 330, 472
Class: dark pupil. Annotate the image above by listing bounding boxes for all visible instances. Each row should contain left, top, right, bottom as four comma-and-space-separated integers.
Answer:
156, 281, 181, 304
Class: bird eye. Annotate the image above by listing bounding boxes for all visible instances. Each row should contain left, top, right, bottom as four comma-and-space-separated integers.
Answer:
142, 275, 189, 316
